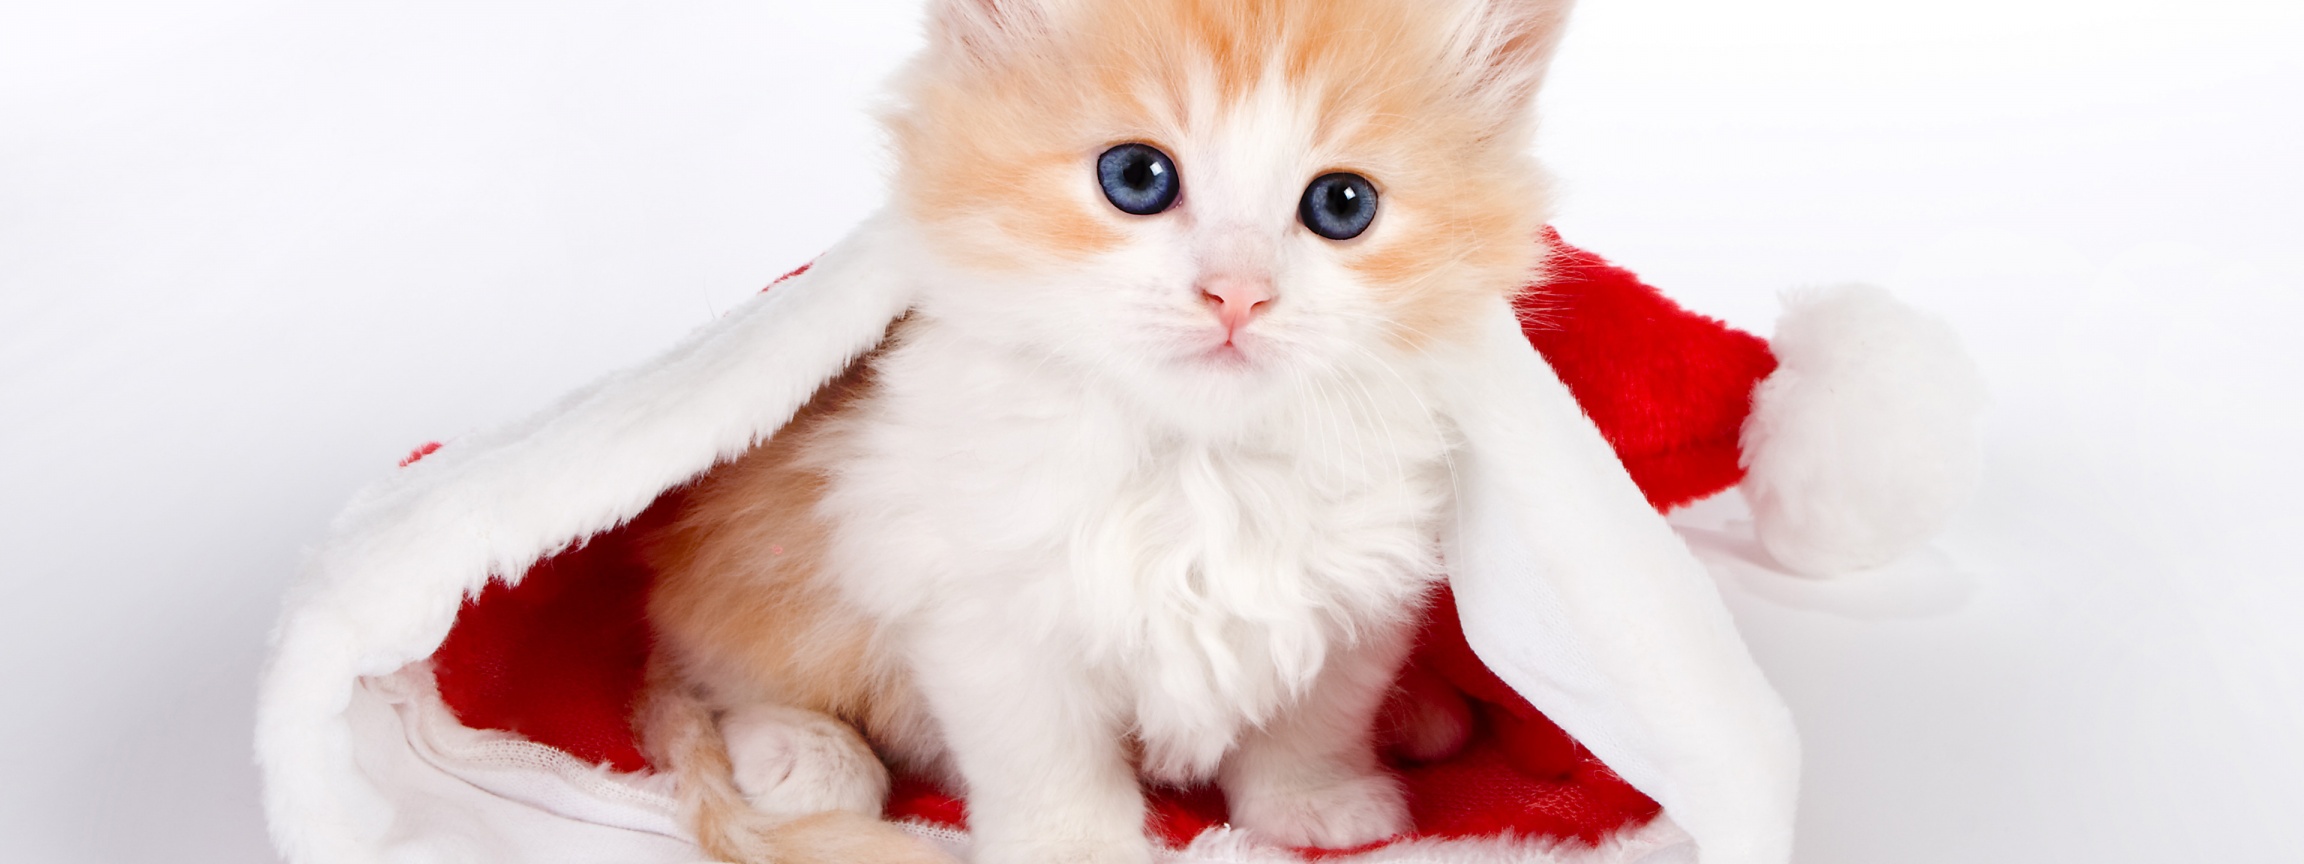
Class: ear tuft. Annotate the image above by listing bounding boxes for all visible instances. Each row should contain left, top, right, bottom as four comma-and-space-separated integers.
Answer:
929, 0, 1063, 62
1448, 0, 1576, 124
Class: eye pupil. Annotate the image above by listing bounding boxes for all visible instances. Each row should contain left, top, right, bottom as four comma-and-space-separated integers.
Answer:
1099, 144, 1180, 215
1122, 159, 1158, 189
1300, 173, 1378, 240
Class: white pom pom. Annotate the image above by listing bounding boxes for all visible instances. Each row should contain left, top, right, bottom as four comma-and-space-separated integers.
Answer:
1739, 285, 1987, 577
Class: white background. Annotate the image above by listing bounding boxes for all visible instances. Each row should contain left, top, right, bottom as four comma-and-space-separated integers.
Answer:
3, 1, 2299, 861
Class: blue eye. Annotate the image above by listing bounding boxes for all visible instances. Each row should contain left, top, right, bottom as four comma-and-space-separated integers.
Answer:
1097, 143, 1180, 215
1299, 172, 1378, 240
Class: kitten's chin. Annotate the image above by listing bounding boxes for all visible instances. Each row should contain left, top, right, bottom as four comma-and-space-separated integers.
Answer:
1197, 343, 1255, 371
1170, 336, 1291, 389
1114, 347, 1300, 436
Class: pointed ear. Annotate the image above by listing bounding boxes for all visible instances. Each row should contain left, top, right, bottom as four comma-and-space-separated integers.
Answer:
1448, 0, 1577, 124
927, 0, 1066, 62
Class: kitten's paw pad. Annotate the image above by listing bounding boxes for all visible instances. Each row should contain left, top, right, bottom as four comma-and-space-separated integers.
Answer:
720, 705, 889, 820
1232, 771, 1410, 849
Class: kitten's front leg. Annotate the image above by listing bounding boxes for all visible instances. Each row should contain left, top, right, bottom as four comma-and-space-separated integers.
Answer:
1220, 617, 1417, 849
907, 619, 1151, 864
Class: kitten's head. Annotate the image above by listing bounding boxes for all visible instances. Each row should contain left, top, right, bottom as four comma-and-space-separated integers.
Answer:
885, 0, 1570, 430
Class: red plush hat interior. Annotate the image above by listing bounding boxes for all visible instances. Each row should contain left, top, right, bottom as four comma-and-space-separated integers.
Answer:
421, 232, 1777, 853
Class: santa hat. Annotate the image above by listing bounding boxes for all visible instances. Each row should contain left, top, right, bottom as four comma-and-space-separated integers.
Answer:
255, 220, 1979, 864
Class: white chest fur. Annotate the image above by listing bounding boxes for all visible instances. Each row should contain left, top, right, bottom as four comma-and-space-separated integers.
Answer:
813, 318, 1454, 781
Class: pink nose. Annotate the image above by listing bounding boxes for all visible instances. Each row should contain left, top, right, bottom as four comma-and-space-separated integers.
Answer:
1200, 275, 1273, 339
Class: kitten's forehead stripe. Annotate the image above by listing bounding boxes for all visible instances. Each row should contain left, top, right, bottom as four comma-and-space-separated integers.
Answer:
891, 0, 1553, 345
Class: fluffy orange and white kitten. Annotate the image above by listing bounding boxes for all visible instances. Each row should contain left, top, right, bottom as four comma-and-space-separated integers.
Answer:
640, 1, 1571, 862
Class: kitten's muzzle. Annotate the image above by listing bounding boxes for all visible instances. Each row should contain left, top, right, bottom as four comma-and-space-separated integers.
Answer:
1199, 274, 1274, 342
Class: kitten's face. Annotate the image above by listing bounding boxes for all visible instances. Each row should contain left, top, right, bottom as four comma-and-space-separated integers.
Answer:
889, 0, 1562, 430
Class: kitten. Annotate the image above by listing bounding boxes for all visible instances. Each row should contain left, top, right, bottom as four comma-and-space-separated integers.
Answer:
638, 1, 1570, 862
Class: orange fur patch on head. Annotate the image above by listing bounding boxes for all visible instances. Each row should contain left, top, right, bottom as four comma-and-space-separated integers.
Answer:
889, 0, 1557, 341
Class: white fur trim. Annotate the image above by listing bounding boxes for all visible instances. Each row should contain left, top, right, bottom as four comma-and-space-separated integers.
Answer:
1436, 298, 1801, 864
1739, 285, 1987, 577
256, 213, 920, 864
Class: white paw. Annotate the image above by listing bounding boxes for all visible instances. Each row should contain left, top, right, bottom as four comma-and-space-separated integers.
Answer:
1230, 770, 1410, 849
969, 834, 1154, 864
968, 800, 1156, 864
720, 703, 890, 821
